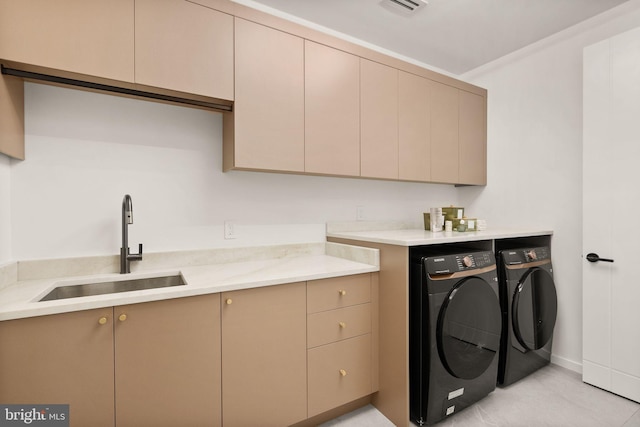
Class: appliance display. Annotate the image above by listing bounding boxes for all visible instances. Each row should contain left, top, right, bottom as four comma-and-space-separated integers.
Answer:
497, 246, 557, 386
409, 247, 501, 426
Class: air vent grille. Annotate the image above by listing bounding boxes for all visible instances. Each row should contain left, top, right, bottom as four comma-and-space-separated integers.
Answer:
385, 0, 428, 13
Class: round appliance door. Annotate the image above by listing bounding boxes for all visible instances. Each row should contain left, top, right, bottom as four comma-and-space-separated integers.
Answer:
436, 276, 502, 380
512, 267, 557, 351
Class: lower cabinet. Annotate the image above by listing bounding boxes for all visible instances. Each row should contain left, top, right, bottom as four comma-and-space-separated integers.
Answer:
221, 282, 307, 427
0, 274, 376, 426
0, 294, 221, 427
114, 295, 221, 427
308, 334, 373, 417
307, 273, 376, 417
0, 307, 115, 426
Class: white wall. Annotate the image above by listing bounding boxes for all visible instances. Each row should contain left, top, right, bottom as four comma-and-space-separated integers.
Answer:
459, 0, 640, 371
10, 82, 457, 261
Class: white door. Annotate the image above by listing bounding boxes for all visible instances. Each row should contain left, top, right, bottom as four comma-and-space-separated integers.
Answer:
583, 27, 640, 403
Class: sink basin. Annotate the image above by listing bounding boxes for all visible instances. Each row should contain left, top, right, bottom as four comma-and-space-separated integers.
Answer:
39, 274, 186, 302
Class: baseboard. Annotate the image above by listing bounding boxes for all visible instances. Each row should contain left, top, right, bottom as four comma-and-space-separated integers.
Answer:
551, 354, 582, 374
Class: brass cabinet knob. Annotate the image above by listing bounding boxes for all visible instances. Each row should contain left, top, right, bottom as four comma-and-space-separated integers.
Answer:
118, 314, 127, 322
338, 290, 347, 296
339, 322, 347, 329
98, 317, 108, 325
339, 369, 347, 377
226, 298, 233, 305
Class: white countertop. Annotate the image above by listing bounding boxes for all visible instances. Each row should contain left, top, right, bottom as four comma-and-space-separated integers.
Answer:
0, 245, 379, 321
326, 227, 553, 246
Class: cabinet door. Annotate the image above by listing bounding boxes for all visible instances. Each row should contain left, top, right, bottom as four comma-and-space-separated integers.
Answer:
135, 0, 233, 100
233, 18, 304, 172
0, 72, 24, 159
114, 294, 221, 427
459, 90, 487, 185
360, 59, 399, 179
0, 308, 115, 427
308, 334, 372, 417
399, 72, 431, 182
222, 282, 307, 426
305, 41, 360, 176
430, 82, 459, 184
0, 0, 134, 82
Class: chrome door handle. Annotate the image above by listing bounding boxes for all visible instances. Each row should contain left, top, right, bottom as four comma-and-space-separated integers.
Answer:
586, 253, 614, 263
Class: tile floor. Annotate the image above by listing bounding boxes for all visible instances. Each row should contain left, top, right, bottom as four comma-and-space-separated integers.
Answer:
321, 364, 640, 426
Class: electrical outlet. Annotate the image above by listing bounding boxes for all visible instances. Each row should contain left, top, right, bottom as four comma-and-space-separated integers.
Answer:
224, 221, 236, 239
356, 206, 364, 221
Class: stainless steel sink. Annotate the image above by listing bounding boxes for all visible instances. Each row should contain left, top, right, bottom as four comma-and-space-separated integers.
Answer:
39, 275, 186, 302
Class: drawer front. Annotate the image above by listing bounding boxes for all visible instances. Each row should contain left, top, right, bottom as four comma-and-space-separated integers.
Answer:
308, 334, 372, 417
307, 274, 370, 313
307, 303, 371, 349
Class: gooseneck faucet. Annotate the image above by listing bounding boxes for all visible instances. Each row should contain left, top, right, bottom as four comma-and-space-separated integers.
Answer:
120, 194, 143, 274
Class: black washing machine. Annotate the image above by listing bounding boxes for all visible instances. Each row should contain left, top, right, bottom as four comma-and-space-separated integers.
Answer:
497, 246, 557, 387
409, 248, 502, 426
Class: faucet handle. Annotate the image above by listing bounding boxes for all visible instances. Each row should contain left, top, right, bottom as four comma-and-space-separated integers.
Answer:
127, 243, 143, 261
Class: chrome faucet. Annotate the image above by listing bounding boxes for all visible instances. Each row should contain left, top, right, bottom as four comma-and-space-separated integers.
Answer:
120, 194, 143, 274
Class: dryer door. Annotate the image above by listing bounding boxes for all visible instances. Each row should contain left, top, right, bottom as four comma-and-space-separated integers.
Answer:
436, 276, 502, 380
512, 267, 557, 351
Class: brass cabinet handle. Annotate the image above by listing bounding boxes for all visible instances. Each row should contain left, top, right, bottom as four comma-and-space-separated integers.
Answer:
339, 322, 347, 329
118, 314, 127, 322
339, 369, 347, 377
98, 317, 108, 325
338, 290, 347, 296
226, 298, 233, 305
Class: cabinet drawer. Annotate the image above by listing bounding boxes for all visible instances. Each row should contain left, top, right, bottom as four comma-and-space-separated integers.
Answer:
307, 274, 370, 313
307, 303, 371, 348
308, 334, 372, 417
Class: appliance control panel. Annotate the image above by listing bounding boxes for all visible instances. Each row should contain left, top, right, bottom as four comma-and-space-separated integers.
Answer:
501, 246, 551, 265
425, 251, 495, 275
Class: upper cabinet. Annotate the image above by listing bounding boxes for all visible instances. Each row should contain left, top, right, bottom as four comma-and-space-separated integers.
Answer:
430, 83, 488, 185
305, 41, 360, 177
431, 82, 460, 184
0, 72, 24, 160
398, 72, 432, 182
0, 0, 134, 82
360, 59, 399, 180
135, 0, 233, 100
459, 90, 487, 185
0, 0, 487, 184
226, 18, 305, 172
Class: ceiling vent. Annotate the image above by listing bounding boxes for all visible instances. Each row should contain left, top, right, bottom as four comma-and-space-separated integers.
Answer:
382, 0, 428, 14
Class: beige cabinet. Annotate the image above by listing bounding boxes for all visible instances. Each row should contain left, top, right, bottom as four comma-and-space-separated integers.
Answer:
114, 294, 221, 427
221, 282, 307, 427
398, 72, 432, 182
360, 59, 399, 180
305, 41, 360, 176
135, 0, 233, 100
0, 0, 134, 82
458, 90, 487, 185
0, 308, 115, 427
0, 72, 24, 159
430, 83, 487, 185
226, 18, 304, 172
0, 295, 221, 427
430, 82, 460, 184
307, 274, 375, 417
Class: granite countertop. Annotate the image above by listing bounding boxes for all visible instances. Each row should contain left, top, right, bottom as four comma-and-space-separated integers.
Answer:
326, 227, 553, 246
0, 242, 379, 321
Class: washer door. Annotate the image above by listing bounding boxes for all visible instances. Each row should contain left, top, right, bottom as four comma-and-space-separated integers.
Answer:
512, 267, 557, 351
437, 276, 502, 380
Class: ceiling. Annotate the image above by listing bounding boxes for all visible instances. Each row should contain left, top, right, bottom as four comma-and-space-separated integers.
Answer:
239, 0, 630, 75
